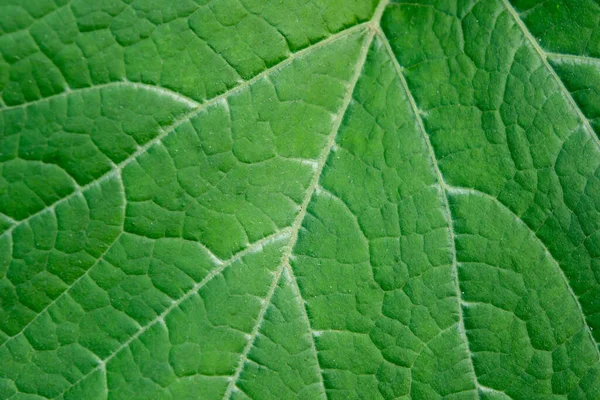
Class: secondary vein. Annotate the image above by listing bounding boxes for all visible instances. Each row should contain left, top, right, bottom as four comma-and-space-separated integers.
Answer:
0, 81, 201, 112
547, 52, 600, 65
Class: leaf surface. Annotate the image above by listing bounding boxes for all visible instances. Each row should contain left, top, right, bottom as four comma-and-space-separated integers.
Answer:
1, 0, 600, 399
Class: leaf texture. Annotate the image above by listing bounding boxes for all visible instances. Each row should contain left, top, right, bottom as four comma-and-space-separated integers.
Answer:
1, 0, 600, 399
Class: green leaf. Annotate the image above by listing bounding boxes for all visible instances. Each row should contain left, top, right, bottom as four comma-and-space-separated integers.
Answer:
1, 0, 600, 399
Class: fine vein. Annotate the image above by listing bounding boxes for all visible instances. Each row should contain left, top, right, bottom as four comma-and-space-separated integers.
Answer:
0, 174, 126, 352
500, 0, 600, 352
284, 264, 328, 397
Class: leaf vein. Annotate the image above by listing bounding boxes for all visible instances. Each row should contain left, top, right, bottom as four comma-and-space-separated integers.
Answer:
547, 52, 600, 65
49, 229, 293, 400
376, 29, 481, 395
446, 185, 600, 360
0, 81, 201, 112
500, 0, 600, 150
0, 22, 371, 242
0, 174, 127, 350
223, 25, 377, 400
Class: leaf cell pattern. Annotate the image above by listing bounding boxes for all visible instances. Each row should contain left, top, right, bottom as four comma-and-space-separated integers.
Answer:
1, 0, 600, 399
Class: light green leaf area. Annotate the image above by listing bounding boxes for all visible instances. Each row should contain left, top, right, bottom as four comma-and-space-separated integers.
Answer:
1, 0, 600, 399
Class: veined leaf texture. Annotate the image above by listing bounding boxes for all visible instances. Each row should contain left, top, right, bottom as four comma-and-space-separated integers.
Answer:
1, 0, 600, 399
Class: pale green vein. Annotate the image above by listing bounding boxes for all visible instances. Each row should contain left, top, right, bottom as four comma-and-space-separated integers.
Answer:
500, 0, 600, 151
0, 21, 372, 242
376, 30, 481, 395
479, 385, 514, 400
0, 1, 73, 39
0, 213, 16, 226
0, 81, 201, 111
547, 52, 600, 65
50, 229, 293, 400
0, 235, 122, 350
0, 207, 223, 355
316, 184, 369, 242
283, 264, 327, 397
223, 25, 378, 400
0, 102, 197, 238
372, 0, 391, 24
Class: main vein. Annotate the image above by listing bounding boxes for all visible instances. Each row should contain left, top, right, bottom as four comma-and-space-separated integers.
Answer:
223, 2, 399, 396
222, 24, 378, 400
38, 11, 384, 399
376, 30, 482, 394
